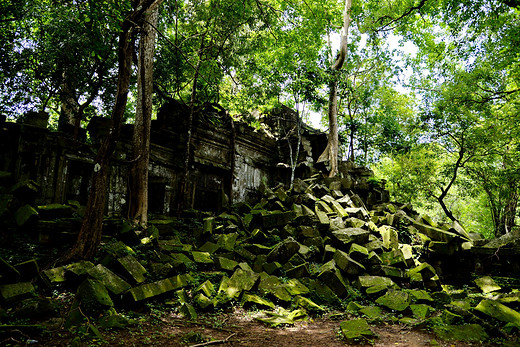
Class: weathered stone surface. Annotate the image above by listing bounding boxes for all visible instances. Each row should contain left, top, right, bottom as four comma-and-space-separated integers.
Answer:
432, 324, 488, 342
215, 256, 239, 271
410, 304, 433, 319
332, 228, 370, 246
355, 276, 395, 290
198, 241, 220, 254
375, 289, 410, 311
194, 293, 213, 309
413, 222, 459, 242
87, 264, 131, 295
14, 204, 39, 226
128, 274, 192, 302
216, 233, 239, 251
340, 319, 377, 341
192, 251, 213, 264
117, 255, 147, 283
474, 276, 501, 294
258, 275, 291, 301
0, 282, 36, 303
333, 250, 365, 275
255, 308, 307, 327
317, 261, 350, 297
294, 295, 325, 312
65, 261, 95, 281
267, 237, 299, 264
359, 306, 384, 319
379, 225, 398, 250
315, 210, 330, 225
475, 299, 520, 325
261, 211, 296, 228
76, 279, 113, 314
348, 243, 369, 261
241, 293, 274, 309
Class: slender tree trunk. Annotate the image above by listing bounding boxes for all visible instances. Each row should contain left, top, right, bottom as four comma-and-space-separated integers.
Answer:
63, 0, 158, 261
178, 34, 205, 211
129, 2, 161, 226
317, 0, 352, 177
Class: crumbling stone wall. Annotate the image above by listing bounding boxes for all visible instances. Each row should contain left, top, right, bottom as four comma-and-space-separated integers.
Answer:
0, 103, 388, 215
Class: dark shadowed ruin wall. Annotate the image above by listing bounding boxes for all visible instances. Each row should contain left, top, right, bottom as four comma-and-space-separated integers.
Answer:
0, 103, 334, 215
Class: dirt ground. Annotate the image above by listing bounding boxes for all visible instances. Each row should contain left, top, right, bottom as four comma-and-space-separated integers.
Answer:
25, 307, 499, 347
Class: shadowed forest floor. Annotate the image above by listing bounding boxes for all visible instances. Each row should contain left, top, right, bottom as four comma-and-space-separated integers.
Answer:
29, 307, 501, 347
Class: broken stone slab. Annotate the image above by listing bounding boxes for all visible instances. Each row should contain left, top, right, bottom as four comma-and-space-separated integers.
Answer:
255, 308, 307, 327
105, 241, 136, 257
285, 263, 310, 278
128, 274, 192, 302
0, 282, 36, 303
380, 249, 406, 268
64, 261, 95, 282
87, 264, 131, 295
179, 303, 198, 320
267, 237, 300, 264
331, 228, 370, 246
441, 309, 464, 325
315, 210, 330, 226
344, 217, 365, 229
258, 274, 292, 301
117, 255, 147, 283
169, 253, 195, 271
14, 204, 39, 226
294, 295, 325, 313
198, 241, 220, 254
330, 200, 348, 218
191, 251, 213, 264
283, 278, 309, 296
260, 211, 296, 228
333, 250, 365, 275
76, 278, 113, 315
474, 276, 501, 294
406, 262, 437, 281
474, 299, 520, 326
299, 225, 320, 238
375, 289, 411, 311
348, 243, 369, 262
234, 246, 256, 262
216, 233, 239, 251
194, 293, 213, 309
410, 304, 434, 319
340, 318, 377, 341
407, 289, 434, 303
263, 261, 282, 275
215, 256, 239, 272
37, 203, 73, 220
240, 293, 274, 309
413, 222, 459, 242
355, 276, 395, 291
229, 268, 260, 292
379, 225, 398, 250
359, 306, 384, 320
317, 260, 350, 297
483, 229, 520, 248
432, 324, 488, 342
329, 216, 345, 230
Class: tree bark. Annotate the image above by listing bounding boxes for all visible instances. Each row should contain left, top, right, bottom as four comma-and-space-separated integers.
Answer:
129, 2, 161, 226
317, 0, 352, 177
63, 0, 159, 262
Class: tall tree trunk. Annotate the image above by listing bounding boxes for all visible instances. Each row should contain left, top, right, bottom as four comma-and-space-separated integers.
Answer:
63, 0, 158, 261
129, 2, 161, 226
178, 34, 205, 211
317, 0, 352, 177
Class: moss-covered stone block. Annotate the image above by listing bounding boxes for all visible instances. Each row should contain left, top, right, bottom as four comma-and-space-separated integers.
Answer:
169, 253, 194, 271
128, 274, 192, 302
215, 256, 238, 272
432, 324, 488, 342
261, 211, 296, 228
87, 264, 131, 295
179, 303, 198, 320
198, 241, 220, 254
0, 282, 36, 303
14, 204, 39, 226
475, 299, 520, 325
410, 304, 434, 319
379, 225, 399, 250
194, 293, 213, 309
117, 255, 147, 283
258, 275, 292, 301
474, 276, 501, 294
285, 263, 310, 278
359, 306, 384, 320
332, 228, 370, 246
317, 260, 350, 297
340, 318, 377, 341
294, 295, 325, 313
355, 276, 395, 291
348, 243, 369, 262
76, 278, 113, 314
413, 222, 459, 242
241, 293, 274, 309
333, 250, 365, 275
216, 233, 239, 251
375, 289, 410, 311
267, 237, 300, 264
191, 251, 213, 264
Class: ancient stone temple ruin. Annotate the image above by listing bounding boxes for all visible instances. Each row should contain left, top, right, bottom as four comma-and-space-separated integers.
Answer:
0, 102, 389, 216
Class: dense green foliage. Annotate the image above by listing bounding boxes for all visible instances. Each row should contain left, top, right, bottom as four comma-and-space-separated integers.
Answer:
1, 0, 519, 238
